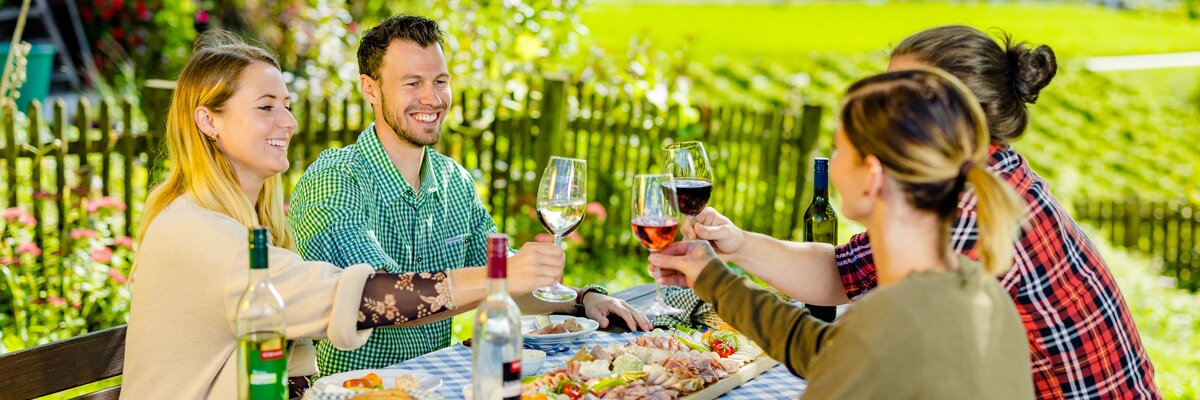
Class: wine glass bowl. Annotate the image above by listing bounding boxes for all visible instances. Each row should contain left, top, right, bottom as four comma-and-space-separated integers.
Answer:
631, 216, 679, 251
662, 141, 713, 217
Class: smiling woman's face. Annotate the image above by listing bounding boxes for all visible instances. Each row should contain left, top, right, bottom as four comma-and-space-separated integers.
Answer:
205, 61, 297, 184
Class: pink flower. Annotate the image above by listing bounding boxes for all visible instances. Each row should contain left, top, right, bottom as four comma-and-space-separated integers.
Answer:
534, 233, 554, 243
47, 296, 66, 307
15, 243, 41, 256
108, 267, 129, 284
114, 236, 135, 249
90, 246, 114, 264
2, 207, 24, 222
0, 257, 15, 266
566, 231, 585, 245
72, 302, 82, 310
17, 214, 36, 226
70, 228, 98, 240
85, 197, 127, 213
586, 202, 607, 221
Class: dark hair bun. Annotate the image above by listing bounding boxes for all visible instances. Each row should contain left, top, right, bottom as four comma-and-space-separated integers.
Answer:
1007, 43, 1057, 104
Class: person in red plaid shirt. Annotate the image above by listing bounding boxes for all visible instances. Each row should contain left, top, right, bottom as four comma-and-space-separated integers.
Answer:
685, 25, 1159, 399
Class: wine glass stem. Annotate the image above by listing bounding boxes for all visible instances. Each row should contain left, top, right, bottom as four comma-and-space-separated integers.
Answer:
651, 249, 668, 304
554, 234, 565, 286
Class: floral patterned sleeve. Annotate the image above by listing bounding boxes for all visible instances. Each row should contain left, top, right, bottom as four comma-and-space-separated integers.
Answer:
357, 271, 455, 329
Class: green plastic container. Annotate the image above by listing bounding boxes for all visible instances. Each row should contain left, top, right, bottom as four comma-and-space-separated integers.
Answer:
0, 42, 56, 112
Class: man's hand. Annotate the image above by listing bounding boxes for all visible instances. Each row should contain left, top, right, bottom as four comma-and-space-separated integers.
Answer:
580, 293, 653, 331
506, 242, 565, 295
682, 207, 747, 261
649, 240, 723, 288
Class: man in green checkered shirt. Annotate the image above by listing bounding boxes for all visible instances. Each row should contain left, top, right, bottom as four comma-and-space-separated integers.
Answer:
288, 15, 652, 376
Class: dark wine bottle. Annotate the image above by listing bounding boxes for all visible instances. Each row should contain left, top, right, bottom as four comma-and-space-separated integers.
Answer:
803, 158, 838, 323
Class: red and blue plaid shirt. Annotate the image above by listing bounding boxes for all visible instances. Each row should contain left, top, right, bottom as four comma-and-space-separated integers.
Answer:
836, 145, 1159, 399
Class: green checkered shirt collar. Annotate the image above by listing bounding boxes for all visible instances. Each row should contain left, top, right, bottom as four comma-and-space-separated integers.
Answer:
358, 123, 441, 203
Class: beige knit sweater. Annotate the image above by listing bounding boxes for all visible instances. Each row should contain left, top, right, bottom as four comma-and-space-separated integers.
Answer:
121, 195, 375, 399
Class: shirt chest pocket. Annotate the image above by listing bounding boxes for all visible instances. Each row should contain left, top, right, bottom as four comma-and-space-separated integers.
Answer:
436, 233, 469, 270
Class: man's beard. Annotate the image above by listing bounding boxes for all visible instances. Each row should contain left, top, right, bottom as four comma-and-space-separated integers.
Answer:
381, 93, 441, 147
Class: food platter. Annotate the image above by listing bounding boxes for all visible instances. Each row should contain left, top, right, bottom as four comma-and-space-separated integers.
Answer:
520, 325, 771, 400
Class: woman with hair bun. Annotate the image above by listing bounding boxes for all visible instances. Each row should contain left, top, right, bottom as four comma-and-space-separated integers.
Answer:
652, 68, 1032, 398
685, 25, 1159, 399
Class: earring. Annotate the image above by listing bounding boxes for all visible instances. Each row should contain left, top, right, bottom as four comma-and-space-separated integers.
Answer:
206, 131, 218, 141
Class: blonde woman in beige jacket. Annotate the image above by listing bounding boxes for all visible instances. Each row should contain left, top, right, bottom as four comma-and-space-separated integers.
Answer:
121, 31, 567, 399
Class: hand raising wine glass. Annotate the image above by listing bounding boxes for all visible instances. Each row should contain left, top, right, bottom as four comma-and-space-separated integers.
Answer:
631, 173, 684, 317
662, 141, 713, 219
532, 156, 586, 303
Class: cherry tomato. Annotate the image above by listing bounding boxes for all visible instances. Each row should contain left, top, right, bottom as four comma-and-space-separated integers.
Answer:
561, 382, 584, 400
711, 339, 735, 358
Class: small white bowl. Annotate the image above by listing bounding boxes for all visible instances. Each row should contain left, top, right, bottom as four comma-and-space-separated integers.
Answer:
522, 349, 547, 376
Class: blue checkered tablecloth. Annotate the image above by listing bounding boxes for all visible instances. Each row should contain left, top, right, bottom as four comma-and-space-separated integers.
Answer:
388, 331, 807, 399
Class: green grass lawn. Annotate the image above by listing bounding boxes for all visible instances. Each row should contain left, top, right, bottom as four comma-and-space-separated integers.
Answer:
584, 1, 1200, 60
582, 1, 1200, 100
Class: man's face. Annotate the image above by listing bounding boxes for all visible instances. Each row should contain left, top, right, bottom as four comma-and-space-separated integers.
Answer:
372, 40, 451, 146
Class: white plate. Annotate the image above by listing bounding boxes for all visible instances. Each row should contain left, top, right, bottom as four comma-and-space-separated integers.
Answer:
521, 315, 598, 345
309, 365, 441, 391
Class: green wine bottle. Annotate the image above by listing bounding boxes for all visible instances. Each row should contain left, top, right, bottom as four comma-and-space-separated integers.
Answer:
235, 227, 288, 400
803, 158, 838, 322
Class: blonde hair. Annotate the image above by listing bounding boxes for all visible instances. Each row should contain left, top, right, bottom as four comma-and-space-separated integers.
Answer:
841, 68, 1024, 276
135, 31, 295, 266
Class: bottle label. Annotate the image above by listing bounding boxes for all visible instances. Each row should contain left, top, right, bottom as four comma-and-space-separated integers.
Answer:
242, 336, 287, 399
260, 348, 285, 361
501, 359, 522, 400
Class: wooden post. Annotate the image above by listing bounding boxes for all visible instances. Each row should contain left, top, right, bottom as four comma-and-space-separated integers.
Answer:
789, 105, 822, 238
141, 79, 175, 187
302, 97, 317, 166
75, 97, 92, 197
342, 96, 354, 146
122, 98, 135, 237
1109, 200, 1119, 245
98, 99, 112, 196
1185, 210, 1195, 291
760, 111, 785, 237
1149, 202, 1162, 257
535, 75, 568, 176
1124, 198, 1138, 249
3, 100, 16, 207
28, 100, 43, 264
53, 99, 69, 298
1174, 203, 1185, 282
53, 99, 68, 254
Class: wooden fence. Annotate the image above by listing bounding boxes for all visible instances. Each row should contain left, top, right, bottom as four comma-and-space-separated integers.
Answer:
1, 97, 151, 266
0, 76, 824, 262
1073, 198, 1200, 292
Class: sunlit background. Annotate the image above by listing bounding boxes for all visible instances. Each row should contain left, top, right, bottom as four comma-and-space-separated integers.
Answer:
1, 0, 1198, 398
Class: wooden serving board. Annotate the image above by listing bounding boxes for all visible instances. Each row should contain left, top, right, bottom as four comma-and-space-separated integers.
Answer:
681, 356, 780, 400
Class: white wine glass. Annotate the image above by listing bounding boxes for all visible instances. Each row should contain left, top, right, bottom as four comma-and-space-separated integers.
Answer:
532, 156, 586, 302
